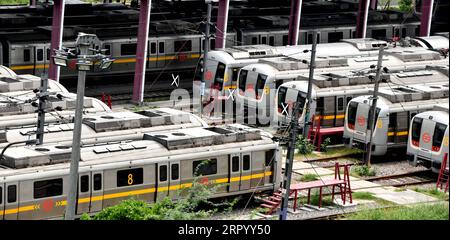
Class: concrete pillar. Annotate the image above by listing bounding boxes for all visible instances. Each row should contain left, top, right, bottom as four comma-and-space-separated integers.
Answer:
370, 0, 377, 10
420, 0, 434, 37
356, 0, 370, 38
132, 0, 152, 103
30, 0, 37, 6
287, 0, 303, 45
48, 0, 65, 82
215, 0, 230, 49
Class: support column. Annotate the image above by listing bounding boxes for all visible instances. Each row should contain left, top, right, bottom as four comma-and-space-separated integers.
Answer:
215, 0, 230, 49
420, 0, 434, 37
287, 0, 303, 46
30, 0, 37, 6
370, 0, 377, 10
48, 0, 65, 82
132, 0, 152, 104
356, 0, 370, 38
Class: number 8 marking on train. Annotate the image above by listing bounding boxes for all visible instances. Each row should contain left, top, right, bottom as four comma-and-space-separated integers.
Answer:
128, 174, 134, 185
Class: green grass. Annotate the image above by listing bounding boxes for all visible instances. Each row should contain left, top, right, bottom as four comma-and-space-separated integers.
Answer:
348, 203, 449, 220
298, 173, 319, 182
296, 189, 334, 207
321, 147, 363, 156
351, 165, 377, 177
0, 0, 28, 5
413, 187, 449, 201
352, 191, 378, 200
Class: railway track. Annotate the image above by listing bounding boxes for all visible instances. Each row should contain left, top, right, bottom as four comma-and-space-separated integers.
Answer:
365, 170, 436, 187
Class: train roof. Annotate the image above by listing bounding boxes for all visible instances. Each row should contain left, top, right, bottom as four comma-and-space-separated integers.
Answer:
414, 111, 449, 125
352, 94, 450, 113
0, 124, 276, 179
372, 82, 449, 103
432, 103, 450, 112
0, 108, 208, 153
411, 36, 450, 50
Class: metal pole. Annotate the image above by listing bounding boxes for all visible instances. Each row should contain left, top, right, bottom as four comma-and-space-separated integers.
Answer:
279, 102, 301, 220
302, 31, 318, 137
215, 0, 230, 49
200, 0, 212, 117
48, 0, 66, 82
419, 0, 434, 37
287, 0, 303, 46
64, 44, 89, 220
364, 45, 384, 167
36, 77, 48, 145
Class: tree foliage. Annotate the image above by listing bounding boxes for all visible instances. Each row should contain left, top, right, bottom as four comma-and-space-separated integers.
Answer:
399, 0, 413, 12
296, 135, 315, 155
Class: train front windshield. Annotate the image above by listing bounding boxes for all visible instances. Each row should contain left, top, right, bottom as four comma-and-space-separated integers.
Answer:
194, 58, 204, 81
347, 102, 358, 129
411, 118, 423, 146
433, 123, 447, 151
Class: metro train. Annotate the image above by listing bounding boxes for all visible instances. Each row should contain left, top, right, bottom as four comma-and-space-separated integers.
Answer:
407, 103, 449, 173
343, 82, 450, 156
0, 9, 429, 80
195, 36, 449, 110
0, 124, 281, 220
275, 65, 449, 129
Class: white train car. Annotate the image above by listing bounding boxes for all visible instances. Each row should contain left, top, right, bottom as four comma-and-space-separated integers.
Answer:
407, 103, 449, 173
343, 82, 449, 156
0, 124, 281, 220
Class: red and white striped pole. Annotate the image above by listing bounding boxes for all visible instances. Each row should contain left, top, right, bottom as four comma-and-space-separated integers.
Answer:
132, 0, 152, 104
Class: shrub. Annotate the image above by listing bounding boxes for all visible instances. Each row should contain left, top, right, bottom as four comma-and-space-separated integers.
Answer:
351, 165, 376, 177
320, 138, 331, 152
399, 0, 413, 12
296, 135, 315, 155
348, 203, 449, 220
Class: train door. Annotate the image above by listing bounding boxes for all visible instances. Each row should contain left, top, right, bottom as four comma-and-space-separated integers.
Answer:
3, 182, 18, 220
169, 161, 181, 200
156, 163, 169, 201
259, 35, 268, 45
240, 154, 252, 191
395, 112, 409, 144
0, 183, 4, 220
264, 150, 275, 185
89, 171, 103, 213
419, 118, 435, 161
148, 41, 157, 69
228, 154, 240, 192
335, 96, 345, 126
76, 174, 90, 215
388, 113, 397, 143
156, 40, 166, 69
35, 46, 45, 76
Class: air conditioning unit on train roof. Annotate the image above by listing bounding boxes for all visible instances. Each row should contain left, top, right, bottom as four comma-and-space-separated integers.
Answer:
372, 83, 449, 103
0, 75, 41, 92
341, 38, 388, 51
259, 57, 309, 71
385, 49, 442, 62
226, 45, 282, 59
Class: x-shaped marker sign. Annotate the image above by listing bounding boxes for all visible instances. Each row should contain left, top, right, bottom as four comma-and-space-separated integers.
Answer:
171, 74, 180, 87
227, 89, 236, 101
281, 103, 289, 117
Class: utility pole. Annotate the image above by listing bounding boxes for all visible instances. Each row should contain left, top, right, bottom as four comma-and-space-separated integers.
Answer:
302, 30, 318, 137
200, 0, 213, 117
279, 102, 301, 220
365, 45, 385, 167
35, 76, 48, 145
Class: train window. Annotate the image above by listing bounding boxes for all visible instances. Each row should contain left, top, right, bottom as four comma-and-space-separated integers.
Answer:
251, 37, 258, 44
0, 186, 2, 204
316, 97, 324, 113
23, 49, 31, 62
174, 40, 192, 52
337, 97, 344, 111
297, 93, 306, 111
37, 49, 44, 62
371, 29, 387, 40
214, 62, 226, 91
104, 44, 111, 55
411, 118, 423, 142
307, 34, 320, 44
277, 87, 287, 114
34, 178, 63, 199
433, 123, 447, 148
238, 69, 248, 92
346, 97, 353, 105
232, 68, 239, 82
389, 113, 397, 129
328, 32, 343, 43
269, 36, 275, 46
46, 48, 50, 61
159, 165, 167, 182
232, 156, 239, 172
159, 42, 165, 54
243, 155, 250, 171
261, 36, 267, 45
210, 39, 216, 50
282, 35, 288, 46
120, 44, 137, 56
347, 102, 359, 128
117, 168, 143, 187
171, 164, 179, 181
93, 174, 102, 191
193, 159, 217, 176
255, 74, 267, 98
265, 149, 275, 166
150, 42, 157, 54
402, 28, 407, 38
194, 59, 204, 81
80, 175, 89, 193
7, 185, 16, 203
